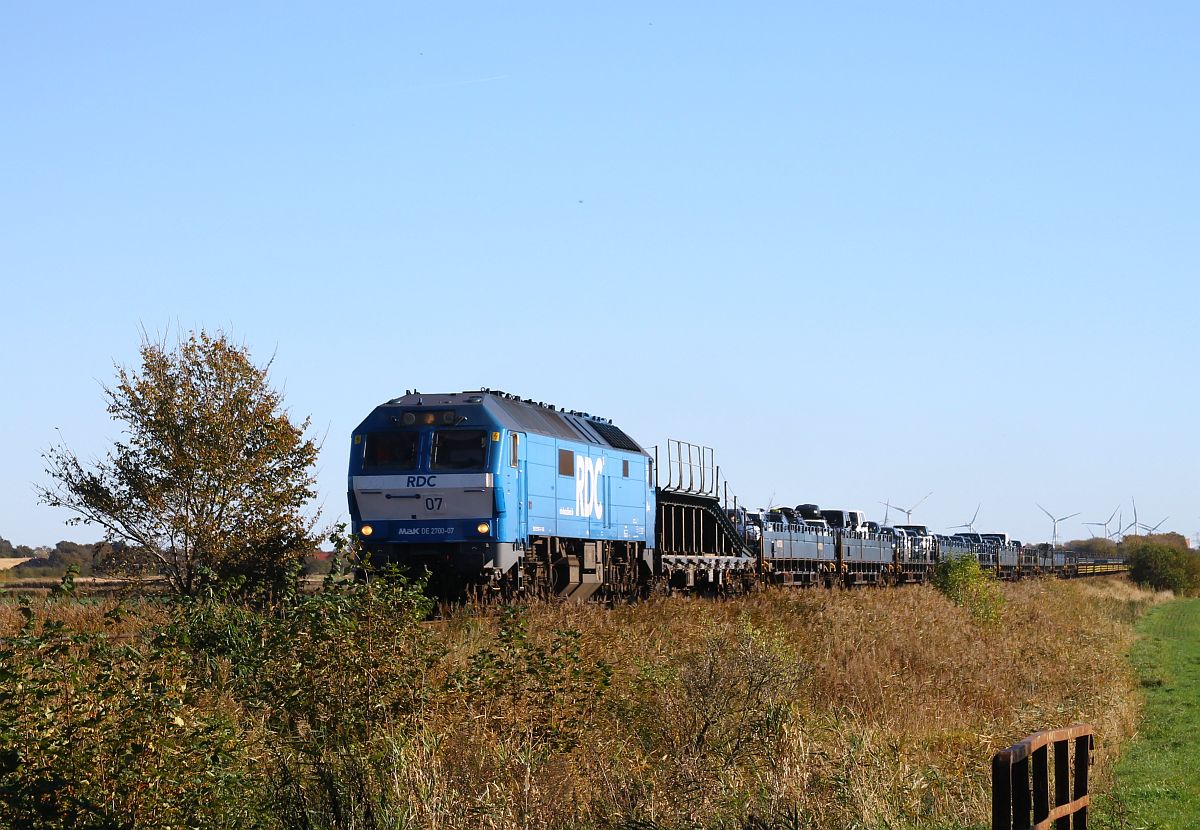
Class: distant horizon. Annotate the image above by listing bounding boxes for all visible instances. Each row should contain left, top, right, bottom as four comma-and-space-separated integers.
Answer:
3, 530, 1192, 551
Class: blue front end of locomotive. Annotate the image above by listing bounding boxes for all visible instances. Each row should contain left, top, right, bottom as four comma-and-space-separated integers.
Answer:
348, 395, 522, 576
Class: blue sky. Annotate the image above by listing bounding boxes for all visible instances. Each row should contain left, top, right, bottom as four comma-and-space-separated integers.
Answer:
2, 3, 1196, 548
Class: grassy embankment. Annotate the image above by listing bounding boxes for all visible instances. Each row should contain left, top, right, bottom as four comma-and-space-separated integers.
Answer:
1095, 597, 1200, 829
0, 576, 1162, 830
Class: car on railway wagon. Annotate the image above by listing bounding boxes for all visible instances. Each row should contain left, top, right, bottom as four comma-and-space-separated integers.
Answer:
895, 525, 934, 553
820, 509, 866, 532
348, 390, 654, 599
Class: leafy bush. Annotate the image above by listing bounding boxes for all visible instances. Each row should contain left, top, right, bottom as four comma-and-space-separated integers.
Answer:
1125, 537, 1200, 594
0, 601, 269, 829
932, 554, 1005, 623
0, 570, 443, 830
164, 572, 443, 826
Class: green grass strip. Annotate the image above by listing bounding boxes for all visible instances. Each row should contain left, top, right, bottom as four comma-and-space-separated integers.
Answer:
1098, 598, 1200, 829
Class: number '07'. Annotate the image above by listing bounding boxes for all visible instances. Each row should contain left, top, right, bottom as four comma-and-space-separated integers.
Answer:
425, 497, 443, 511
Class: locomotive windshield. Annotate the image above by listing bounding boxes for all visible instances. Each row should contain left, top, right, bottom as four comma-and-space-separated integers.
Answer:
363, 431, 419, 470
431, 429, 489, 471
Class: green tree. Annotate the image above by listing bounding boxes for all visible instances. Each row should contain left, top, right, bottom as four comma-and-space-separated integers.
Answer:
38, 329, 319, 596
1141, 532, 1190, 552
1124, 536, 1200, 594
1067, 537, 1118, 558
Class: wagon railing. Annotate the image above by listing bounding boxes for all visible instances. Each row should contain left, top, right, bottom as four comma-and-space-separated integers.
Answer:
992, 724, 1093, 830
654, 440, 722, 500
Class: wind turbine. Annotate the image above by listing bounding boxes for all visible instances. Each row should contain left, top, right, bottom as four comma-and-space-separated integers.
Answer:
1037, 503, 1080, 548
879, 501, 895, 525
950, 503, 981, 533
885, 491, 932, 525
1139, 517, 1169, 535
1114, 510, 1126, 541
1083, 505, 1121, 540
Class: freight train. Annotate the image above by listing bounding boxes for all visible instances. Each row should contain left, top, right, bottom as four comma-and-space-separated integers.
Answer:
348, 390, 1126, 598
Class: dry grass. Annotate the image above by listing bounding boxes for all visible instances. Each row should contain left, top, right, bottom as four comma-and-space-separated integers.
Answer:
0, 593, 168, 639
0, 575, 1161, 830
415, 576, 1162, 829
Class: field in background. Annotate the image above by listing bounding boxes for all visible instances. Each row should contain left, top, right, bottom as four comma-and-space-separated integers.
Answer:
0, 576, 1164, 830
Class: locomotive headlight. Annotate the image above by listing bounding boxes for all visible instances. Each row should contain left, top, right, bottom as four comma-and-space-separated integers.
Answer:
360, 524, 374, 537
476, 522, 490, 535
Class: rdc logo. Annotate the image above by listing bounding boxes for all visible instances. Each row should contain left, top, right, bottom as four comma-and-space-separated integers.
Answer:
575, 455, 604, 520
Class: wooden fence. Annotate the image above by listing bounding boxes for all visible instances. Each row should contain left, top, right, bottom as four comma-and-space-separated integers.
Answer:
992, 724, 1094, 830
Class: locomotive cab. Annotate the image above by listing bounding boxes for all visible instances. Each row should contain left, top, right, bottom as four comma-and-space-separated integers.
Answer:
348, 394, 518, 587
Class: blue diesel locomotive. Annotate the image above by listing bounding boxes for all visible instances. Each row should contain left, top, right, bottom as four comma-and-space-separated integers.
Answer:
348, 390, 654, 598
